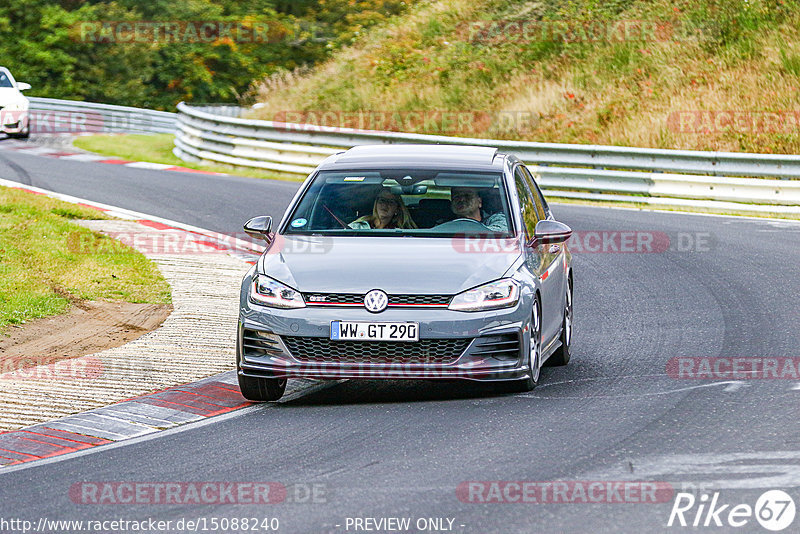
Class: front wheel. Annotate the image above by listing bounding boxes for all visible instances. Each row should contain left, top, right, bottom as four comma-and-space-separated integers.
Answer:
504, 296, 542, 393
7, 129, 29, 139
238, 374, 287, 401
7, 120, 30, 139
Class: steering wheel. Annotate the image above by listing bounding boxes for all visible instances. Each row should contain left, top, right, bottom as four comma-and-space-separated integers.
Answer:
432, 218, 490, 230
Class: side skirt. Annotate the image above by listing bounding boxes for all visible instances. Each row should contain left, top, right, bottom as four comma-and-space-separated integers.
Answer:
540, 335, 562, 365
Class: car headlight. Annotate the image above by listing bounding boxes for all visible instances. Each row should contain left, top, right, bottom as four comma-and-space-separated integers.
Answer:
250, 275, 306, 309
448, 279, 520, 312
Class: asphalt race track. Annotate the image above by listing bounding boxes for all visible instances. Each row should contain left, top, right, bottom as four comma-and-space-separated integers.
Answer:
0, 144, 298, 235
2, 143, 800, 533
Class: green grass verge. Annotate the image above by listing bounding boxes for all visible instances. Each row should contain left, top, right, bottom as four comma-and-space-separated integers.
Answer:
0, 186, 171, 332
72, 134, 304, 182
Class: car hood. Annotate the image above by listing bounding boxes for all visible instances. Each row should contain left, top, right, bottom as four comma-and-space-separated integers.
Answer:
259, 235, 522, 294
0, 88, 27, 107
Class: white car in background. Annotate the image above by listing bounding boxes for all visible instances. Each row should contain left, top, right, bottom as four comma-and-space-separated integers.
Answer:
0, 66, 31, 139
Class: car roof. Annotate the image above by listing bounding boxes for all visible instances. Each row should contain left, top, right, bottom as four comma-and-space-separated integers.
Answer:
318, 144, 507, 171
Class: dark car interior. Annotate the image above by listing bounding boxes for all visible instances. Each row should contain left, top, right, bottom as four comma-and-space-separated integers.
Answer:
293, 172, 511, 233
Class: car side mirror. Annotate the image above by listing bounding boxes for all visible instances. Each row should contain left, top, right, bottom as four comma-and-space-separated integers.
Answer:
17, 82, 31, 91
243, 216, 273, 242
531, 220, 572, 246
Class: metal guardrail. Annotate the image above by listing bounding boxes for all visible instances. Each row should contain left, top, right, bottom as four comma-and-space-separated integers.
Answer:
28, 97, 176, 134
186, 104, 245, 118
174, 102, 800, 215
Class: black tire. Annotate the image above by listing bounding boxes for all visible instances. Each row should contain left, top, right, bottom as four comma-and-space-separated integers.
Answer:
7, 123, 30, 139
546, 279, 572, 367
238, 374, 287, 401
504, 296, 542, 393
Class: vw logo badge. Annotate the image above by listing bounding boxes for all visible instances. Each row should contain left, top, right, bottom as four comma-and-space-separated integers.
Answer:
364, 289, 388, 313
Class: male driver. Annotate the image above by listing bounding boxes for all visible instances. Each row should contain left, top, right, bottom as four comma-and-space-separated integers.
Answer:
450, 187, 508, 232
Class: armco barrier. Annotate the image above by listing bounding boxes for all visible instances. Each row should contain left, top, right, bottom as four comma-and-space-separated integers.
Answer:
28, 97, 176, 134
169, 102, 797, 215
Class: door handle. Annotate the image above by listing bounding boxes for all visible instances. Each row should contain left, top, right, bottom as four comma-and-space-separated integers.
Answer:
549, 244, 561, 254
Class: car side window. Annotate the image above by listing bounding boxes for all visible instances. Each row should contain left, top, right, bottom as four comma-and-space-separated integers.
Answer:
521, 166, 548, 220
514, 166, 539, 237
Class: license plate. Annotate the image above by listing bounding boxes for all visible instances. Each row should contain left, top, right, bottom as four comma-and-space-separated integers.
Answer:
330, 321, 419, 341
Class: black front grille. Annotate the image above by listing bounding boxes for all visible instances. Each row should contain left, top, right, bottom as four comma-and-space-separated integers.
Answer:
390, 294, 450, 306
242, 329, 283, 358
469, 333, 521, 361
304, 293, 451, 307
282, 336, 471, 364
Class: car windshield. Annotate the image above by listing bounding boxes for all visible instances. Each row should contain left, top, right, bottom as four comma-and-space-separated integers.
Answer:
0, 71, 13, 88
284, 169, 513, 237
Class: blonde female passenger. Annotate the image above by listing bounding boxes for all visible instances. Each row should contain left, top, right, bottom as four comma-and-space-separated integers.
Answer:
348, 189, 417, 230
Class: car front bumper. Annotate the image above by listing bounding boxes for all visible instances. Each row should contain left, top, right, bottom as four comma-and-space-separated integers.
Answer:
1, 109, 28, 133
237, 285, 534, 383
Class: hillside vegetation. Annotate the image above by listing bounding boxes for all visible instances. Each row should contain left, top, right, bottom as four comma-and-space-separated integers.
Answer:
248, 0, 800, 154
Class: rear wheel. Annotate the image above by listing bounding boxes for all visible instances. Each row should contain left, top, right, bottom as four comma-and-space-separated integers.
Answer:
238, 374, 287, 401
546, 279, 572, 367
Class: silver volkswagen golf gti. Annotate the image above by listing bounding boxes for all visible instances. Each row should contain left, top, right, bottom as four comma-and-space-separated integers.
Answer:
237, 145, 573, 401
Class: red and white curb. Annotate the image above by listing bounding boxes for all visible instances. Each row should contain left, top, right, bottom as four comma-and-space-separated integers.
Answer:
0, 374, 245, 466
0, 138, 223, 175
0, 373, 321, 468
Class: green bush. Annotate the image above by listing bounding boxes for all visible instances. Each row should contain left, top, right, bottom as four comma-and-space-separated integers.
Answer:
0, 0, 413, 110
